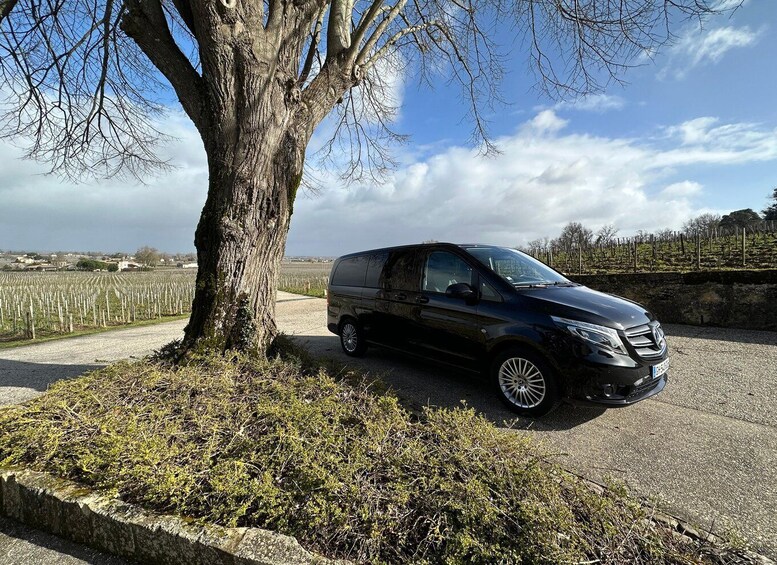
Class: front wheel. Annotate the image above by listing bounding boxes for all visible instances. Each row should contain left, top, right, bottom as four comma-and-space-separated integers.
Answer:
339, 319, 367, 357
491, 348, 559, 417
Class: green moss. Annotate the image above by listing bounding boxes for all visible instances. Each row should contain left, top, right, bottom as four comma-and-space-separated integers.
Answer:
0, 353, 724, 564
227, 295, 258, 352
288, 166, 303, 216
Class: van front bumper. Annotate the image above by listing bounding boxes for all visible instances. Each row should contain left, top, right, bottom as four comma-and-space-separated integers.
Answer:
577, 372, 667, 405
553, 340, 669, 406
560, 358, 668, 405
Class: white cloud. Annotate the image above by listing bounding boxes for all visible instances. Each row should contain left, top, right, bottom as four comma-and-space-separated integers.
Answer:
525, 110, 568, 134
713, 0, 748, 9
661, 25, 763, 79
287, 112, 777, 254
659, 117, 777, 165
661, 181, 704, 198
553, 94, 625, 113
0, 112, 207, 253
2, 110, 776, 256
689, 26, 761, 65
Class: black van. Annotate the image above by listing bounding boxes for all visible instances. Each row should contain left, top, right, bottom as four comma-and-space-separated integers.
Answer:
327, 243, 668, 416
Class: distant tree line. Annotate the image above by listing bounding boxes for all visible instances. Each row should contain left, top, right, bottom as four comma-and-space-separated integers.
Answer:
525, 188, 777, 255
519, 189, 777, 273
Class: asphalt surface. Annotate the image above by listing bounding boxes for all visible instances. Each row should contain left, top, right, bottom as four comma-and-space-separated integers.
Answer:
0, 291, 775, 561
0, 517, 129, 565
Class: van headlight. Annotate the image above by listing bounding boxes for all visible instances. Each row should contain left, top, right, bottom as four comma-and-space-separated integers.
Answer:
551, 316, 628, 355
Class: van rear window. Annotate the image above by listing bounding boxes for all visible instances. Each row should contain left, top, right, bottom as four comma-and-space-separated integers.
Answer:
365, 252, 389, 288
331, 255, 369, 286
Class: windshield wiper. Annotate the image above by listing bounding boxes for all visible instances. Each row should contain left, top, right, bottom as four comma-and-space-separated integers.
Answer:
514, 280, 577, 288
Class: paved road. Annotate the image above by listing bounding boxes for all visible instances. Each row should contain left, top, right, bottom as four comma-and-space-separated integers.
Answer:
1, 291, 775, 560
0, 517, 129, 565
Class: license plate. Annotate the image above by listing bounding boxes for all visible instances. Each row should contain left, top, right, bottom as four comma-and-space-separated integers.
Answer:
651, 357, 670, 378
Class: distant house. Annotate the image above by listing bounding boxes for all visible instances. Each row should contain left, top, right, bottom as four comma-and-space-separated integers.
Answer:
119, 261, 142, 271
178, 262, 198, 269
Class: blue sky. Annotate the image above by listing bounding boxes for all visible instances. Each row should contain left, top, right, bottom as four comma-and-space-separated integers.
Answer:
0, 1, 775, 255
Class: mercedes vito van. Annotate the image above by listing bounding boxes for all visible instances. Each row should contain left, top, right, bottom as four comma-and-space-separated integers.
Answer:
327, 243, 668, 416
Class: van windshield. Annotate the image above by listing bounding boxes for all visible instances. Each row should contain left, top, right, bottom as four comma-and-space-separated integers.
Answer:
462, 246, 571, 287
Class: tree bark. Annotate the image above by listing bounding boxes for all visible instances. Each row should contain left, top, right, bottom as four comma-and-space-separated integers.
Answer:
182, 123, 306, 353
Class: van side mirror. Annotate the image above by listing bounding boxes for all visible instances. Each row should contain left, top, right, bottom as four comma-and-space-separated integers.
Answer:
446, 282, 476, 301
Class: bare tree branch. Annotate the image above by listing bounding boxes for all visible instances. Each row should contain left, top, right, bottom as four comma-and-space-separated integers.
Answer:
121, 0, 205, 128
355, 0, 406, 67
169, 0, 196, 36
362, 20, 433, 70
1, 0, 727, 184
345, 0, 385, 61
327, 0, 353, 57
298, 5, 326, 86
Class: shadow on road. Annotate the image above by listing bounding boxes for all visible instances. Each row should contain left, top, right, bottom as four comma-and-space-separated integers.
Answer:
0, 359, 102, 395
292, 334, 606, 431
0, 516, 128, 564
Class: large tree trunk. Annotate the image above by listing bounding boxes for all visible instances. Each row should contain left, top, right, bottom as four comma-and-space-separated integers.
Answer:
121, 0, 352, 356
182, 125, 306, 354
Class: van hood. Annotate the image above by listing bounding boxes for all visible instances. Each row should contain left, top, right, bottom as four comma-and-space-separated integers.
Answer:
519, 284, 652, 330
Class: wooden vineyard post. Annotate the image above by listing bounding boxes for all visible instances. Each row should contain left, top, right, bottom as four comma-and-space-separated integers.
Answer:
26, 310, 35, 340
578, 241, 583, 274
696, 235, 701, 270
651, 234, 656, 270
742, 227, 746, 266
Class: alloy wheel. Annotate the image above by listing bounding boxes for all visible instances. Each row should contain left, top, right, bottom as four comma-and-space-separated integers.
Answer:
498, 357, 547, 409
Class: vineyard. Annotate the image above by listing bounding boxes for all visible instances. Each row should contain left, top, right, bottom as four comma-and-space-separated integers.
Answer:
524, 226, 777, 275
0, 263, 334, 345
0, 270, 195, 345
277, 262, 331, 297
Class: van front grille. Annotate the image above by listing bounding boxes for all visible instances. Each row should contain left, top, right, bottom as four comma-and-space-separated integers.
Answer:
624, 322, 666, 359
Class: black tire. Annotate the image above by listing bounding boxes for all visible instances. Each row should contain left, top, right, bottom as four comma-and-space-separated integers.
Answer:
490, 348, 559, 417
339, 318, 368, 357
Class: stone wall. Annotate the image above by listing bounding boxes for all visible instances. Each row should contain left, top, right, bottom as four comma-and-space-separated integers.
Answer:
570, 270, 777, 331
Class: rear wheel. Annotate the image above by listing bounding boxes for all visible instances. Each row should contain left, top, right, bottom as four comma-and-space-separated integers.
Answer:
491, 348, 559, 416
339, 318, 367, 357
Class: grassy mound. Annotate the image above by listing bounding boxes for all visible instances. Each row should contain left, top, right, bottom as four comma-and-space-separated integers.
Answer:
0, 350, 715, 564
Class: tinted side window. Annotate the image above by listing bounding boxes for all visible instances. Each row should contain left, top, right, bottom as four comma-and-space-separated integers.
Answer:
479, 280, 501, 301
385, 250, 421, 291
331, 255, 369, 286
365, 252, 389, 288
423, 251, 473, 293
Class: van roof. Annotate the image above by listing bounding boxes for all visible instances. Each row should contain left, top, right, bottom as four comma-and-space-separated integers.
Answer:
335, 243, 506, 260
